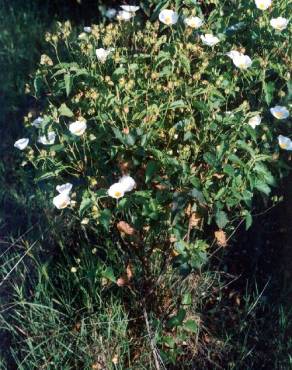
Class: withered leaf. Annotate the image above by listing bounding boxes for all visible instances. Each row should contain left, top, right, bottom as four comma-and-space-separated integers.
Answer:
214, 230, 228, 247
117, 221, 136, 236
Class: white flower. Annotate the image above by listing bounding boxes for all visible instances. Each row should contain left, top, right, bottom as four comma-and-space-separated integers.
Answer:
38, 131, 56, 145
95, 48, 111, 63
232, 53, 252, 69
226, 50, 241, 59
106, 8, 117, 19
32, 116, 43, 127
14, 138, 29, 150
83, 26, 92, 33
200, 34, 220, 46
270, 17, 289, 31
71, 266, 77, 273
270, 106, 289, 120
248, 115, 262, 128
108, 183, 125, 199
120, 5, 139, 12
184, 16, 203, 29
116, 10, 134, 21
69, 120, 87, 136
278, 135, 292, 150
119, 175, 136, 192
255, 0, 272, 10
78, 32, 87, 40
159, 9, 179, 26
56, 183, 73, 195
53, 192, 71, 209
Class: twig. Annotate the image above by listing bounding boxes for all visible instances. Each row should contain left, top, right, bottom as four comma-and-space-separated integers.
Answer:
0, 240, 38, 288
0, 223, 37, 259
143, 306, 162, 370
247, 278, 271, 315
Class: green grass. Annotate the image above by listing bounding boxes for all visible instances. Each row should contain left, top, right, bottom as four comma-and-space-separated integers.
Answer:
0, 1, 291, 369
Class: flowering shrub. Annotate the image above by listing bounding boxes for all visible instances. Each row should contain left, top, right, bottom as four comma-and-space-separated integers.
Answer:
19, 0, 291, 277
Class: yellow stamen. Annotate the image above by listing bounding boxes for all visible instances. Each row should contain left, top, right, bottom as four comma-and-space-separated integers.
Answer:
258, 2, 266, 10
280, 143, 288, 149
274, 112, 284, 119
164, 15, 171, 24
114, 191, 122, 198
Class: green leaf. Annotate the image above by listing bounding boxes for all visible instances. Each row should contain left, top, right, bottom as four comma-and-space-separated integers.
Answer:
99, 209, 112, 231
245, 212, 253, 230
169, 100, 186, 110
184, 320, 198, 333
49, 144, 64, 152
190, 188, 206, 205
145, 160, 159, 183
254, 181, 271, 195
58, 103, 74, 117
182, 293, 192, 306
64, 74, 72, 97
263, 81, 275, 105
34, 75, 43, 96
203, 152, 217, 166
180, 54, 191, 74
215, 210, 229, 229
79, 196, 92, 217
167, 308, 186, 329
102, 267, 116, 282
223, 164, 235, 176
162, 336, 175, 349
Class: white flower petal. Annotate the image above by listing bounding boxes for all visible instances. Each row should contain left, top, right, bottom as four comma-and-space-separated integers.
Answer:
69, 120, 87, 136
255, 0, 272, 10
278, 135, 292, 150
200, 34, 220, 46
248, 115, 262, 129
53, 192, 71, 209
38, 131, 56, 145
270, 17, 289, 31
116, 10, 134, 21
95, 48, 111, 63
119, 175, 136, 192
184, 16, 203, 29
105, 8, 117, 19
270, 106, 289, 120
232, 54, 252, 69
56, 183, 73, 194
120, 5, 139, 12
32, 117, 43, 127
14, 138, 29, 150
226, 50, 241, 59
108, 183, 125, 199
159, 9, 179, 25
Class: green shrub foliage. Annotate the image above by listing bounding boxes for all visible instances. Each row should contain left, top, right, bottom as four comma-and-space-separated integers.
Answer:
19, 0, 291, 274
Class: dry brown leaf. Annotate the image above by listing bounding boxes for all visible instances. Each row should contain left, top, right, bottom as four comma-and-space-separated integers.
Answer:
117, 221, 136, 236
153, 182, 168, 190
118, 160, 132, 174
112, 354, 119, 364
189, 212, 201, 228
235, 296, 241, 306
171, 249, 179, 257
91, 362, 103, 370
126, 263, 134, 280
185, 204, 192, 217
214, 230, 228, 247
116, 274, 129, 287
75, 322, 81, 331
169, 235, 177, 243
213, 173, 224, 179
